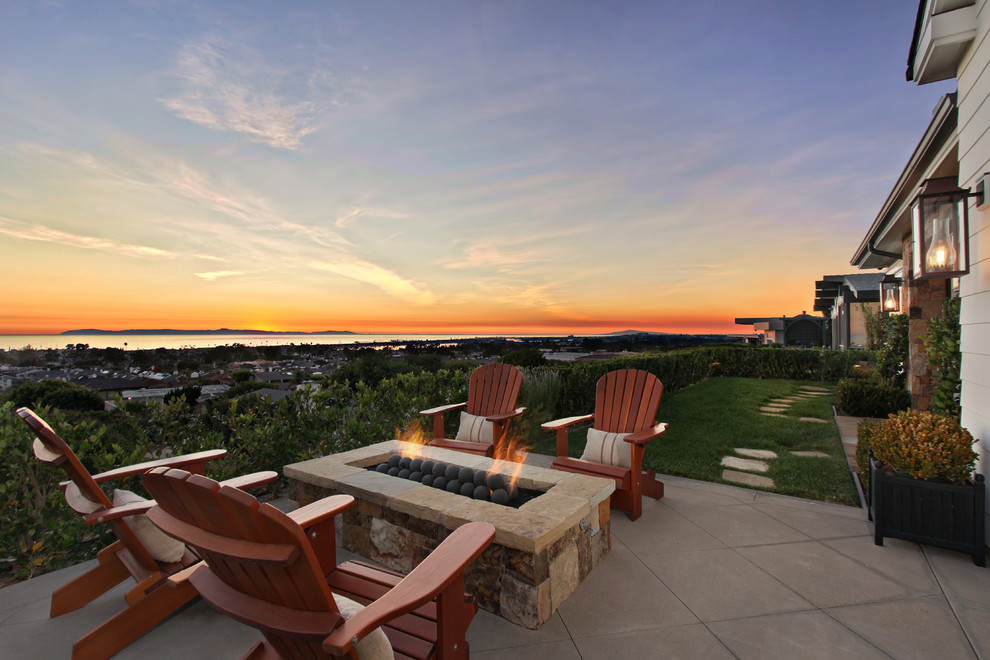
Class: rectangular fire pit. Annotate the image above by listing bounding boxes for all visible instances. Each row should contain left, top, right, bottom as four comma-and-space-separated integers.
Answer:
285, 440, 614, 628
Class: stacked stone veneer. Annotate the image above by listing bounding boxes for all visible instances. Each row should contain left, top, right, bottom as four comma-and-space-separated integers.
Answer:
285, 441, 615, 629
904, 235, 950, 411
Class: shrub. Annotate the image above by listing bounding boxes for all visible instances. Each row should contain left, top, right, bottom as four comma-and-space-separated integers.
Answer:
869, 409, 977, 484
923, 296, 961, 417
2, 380, 104, 412
836, 377, 910, 418
500, 347, 547, 368
855, 418, 881, 493
875, 314, 909, 388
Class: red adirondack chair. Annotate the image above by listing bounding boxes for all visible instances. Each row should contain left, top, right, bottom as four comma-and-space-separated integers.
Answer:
142, 466, 495, 660
542, 369, 668, 521
17, 407, 277, 660
420, 362, 525, 458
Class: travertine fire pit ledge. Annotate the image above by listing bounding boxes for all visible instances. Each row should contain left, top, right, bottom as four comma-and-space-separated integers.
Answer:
285, 441, 615, 554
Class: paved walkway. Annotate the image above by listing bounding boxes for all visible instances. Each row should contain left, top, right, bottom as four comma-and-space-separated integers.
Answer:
2, 466, 988, 659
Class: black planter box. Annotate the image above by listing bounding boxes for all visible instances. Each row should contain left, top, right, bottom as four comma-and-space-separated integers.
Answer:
869, 452, 986, 566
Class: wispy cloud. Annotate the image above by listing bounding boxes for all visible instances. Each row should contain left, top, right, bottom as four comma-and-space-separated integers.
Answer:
194, 270, 246, 281
163, 34, 344, 150
0, 217, 174, 259
8, 144, 437, 304
309, 260, 435, 305
334, 206, 410, 229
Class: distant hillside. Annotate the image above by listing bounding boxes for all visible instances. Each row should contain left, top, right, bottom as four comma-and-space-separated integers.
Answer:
600, 330, 668, 336
60, 329, 356, 336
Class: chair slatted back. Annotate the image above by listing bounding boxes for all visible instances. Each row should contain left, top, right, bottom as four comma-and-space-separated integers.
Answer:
143, 468, 345, 659
17, 407, 160, 572
594, 369, 664, 434
19, 407, 112, 510
466, 363, 523, 418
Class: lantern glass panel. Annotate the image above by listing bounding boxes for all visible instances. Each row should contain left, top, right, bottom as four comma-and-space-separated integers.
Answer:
911, 192, 969, 280
880, 279, 901, 313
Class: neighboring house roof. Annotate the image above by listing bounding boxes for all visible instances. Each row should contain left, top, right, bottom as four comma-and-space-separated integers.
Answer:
251, 387, 292, 401
814, 274, 883, 315
252, 371, 293, 382
73, 376, 155, 392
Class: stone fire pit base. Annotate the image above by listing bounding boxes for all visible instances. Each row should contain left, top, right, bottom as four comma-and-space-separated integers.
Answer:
285, 441, 614, 629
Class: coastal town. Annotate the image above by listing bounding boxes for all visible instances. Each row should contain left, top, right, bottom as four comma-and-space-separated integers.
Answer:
0, 332, 742, 406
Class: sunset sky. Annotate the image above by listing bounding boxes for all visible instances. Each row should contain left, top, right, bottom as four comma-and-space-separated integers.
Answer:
0, 1, 954, 336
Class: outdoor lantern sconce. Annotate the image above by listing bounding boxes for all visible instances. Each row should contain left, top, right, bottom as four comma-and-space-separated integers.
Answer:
880, 275, 901, 313
911, 176, 971, 280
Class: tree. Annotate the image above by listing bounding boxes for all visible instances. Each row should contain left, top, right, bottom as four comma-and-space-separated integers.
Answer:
860, 303, 887, 350
164, 385, 202, 408
499, 347, 547, 368
3, 380, 104, 412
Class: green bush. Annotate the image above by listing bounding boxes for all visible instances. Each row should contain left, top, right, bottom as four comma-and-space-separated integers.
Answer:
876, 314, 909, 388
2, 380, 104, 412
500, 347, 547, 368
836, 377, 910, 418
0, 404, 117, 580
923, 296, 961, 417
1, 345, 865, 584
869, 409, 977, 484
855, 418, 881, 494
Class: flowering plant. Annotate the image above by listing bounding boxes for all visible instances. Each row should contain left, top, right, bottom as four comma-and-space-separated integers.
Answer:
869, 409, 977, 485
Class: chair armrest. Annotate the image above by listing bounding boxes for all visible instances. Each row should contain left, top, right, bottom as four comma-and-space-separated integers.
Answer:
219, 471, 279, 492
322, 522, 495, 656
287, 494, 355, 529
88, 449, 228, 483
623, 423, 669, 446
290, 495, 354, 576
82, 500, 155, 525
487, 407, 526, 423
542, 414, 594, 458
80, 471, 277, 526
419, 402, 466, 416
540, 414, 593, 432
166, 562, 203, 589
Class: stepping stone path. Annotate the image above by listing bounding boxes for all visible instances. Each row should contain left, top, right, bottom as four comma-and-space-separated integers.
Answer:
723, 386, 836, 489
722, 448, 777, 487
721, 456, 770, 473
759, 386, 830, 423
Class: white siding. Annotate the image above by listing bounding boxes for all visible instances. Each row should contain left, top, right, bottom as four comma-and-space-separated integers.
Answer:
956, 0, 990, 545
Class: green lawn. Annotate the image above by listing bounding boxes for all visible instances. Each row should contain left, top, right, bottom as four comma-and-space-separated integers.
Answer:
533, 377, 859, 507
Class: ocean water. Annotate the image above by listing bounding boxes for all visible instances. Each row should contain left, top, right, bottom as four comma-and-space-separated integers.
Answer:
0, 333, 547, 351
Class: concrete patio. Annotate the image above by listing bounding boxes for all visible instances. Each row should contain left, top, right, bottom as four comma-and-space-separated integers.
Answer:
2, 468, 989, 660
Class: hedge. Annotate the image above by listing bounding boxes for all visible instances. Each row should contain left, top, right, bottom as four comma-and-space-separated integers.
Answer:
1, 345, 864, 581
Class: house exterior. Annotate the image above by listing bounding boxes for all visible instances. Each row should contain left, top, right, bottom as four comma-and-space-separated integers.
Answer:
852, 0, 989, 543
813, 274, 884, 349
734, 313, 828, 347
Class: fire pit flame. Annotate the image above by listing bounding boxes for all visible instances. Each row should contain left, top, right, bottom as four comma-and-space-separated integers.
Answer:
489, 433, 530, 496
395, 424, 428, 459
370, 451, 540, 508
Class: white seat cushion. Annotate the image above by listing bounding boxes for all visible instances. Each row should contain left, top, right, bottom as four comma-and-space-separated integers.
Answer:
581, 428, 632, 468
112, 489, 186, 563
333, 593, 394, 659
454, 411, 494, 445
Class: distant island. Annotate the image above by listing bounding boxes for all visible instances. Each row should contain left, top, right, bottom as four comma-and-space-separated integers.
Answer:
60, 329, 356, 336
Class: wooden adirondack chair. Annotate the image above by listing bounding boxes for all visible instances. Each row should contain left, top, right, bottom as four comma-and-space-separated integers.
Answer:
17, 407, 277, 660
420, 362, 525, 458
543, 369, 668, 521
142, 467, 495, 660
